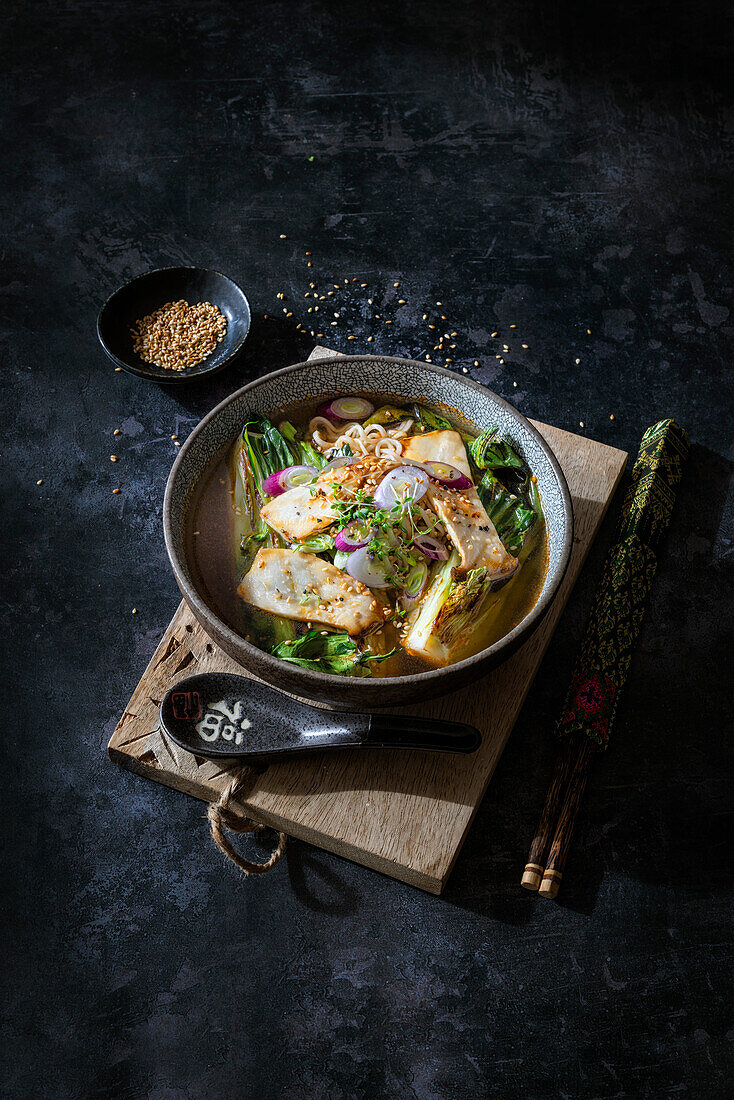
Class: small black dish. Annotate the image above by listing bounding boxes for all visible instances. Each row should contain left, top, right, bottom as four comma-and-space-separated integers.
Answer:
97, 266, 251, 383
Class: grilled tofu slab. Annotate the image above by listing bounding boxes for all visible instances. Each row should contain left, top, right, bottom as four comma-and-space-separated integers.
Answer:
237, 548, 385, 634
427, 485, 519, 579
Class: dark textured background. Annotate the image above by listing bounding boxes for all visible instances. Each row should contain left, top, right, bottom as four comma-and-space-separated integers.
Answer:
2, 2, 733, 1097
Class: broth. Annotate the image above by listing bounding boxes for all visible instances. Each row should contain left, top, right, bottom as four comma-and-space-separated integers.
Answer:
186, 396, 548, 678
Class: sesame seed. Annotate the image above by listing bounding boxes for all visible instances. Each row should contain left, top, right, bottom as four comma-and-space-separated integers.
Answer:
426, 355, 432, 361
474, 360, 479, 367
513, 381, 518, 387
579, 421, 585, 428
398, 299, 406, 304
367, 336, 373, 342
132, 608, 137, 614
522, 344, 528, 349
305, 251, 311, 255
36, 479, 43, 485
422, 314, 428, 320
462, 367, 468, 373
279, 234, 287, 239
174, 441, 180, 447
112, 487, 120, 494
575, 358, 581, 364
361, 283, 367, 287
510, 324, 517, 329
110, 455, 118, 462
114, 429, 121, 436
171, 434, 178, 440
587, 328, 592, 335
436, 301, 442, 306
393, 282, 400, 287
114, 367, 122, 372
610, 413, 615, 420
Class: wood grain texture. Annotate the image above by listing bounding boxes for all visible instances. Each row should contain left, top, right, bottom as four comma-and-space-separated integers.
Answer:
108, 347, 627, 893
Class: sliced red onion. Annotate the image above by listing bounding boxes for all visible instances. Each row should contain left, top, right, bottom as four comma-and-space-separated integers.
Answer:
333, 520, 375, 553
262, 464, 320, 497
317, 396, 375, 422
422, 460, 473, 491
344, 546, 391, 589
373, 465, 429, 510
414, 534, 450, 561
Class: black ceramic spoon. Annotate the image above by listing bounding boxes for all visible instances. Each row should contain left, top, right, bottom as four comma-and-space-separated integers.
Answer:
160, 673, 481, 761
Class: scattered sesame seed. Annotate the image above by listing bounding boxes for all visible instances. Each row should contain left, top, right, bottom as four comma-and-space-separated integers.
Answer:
575, 358, 581, 365
610, 413, 615, 420
522, 344, 528, 349
316, 333, 323, 338
422, 313, 428, 320
398, 299, 406, 304
579, 421, 585, 428
110, 455, 118, 462
385, 319, 392, 324
279, 234, 287, 239
132, 608, 137, 614
331, 321, 338, 326
366, 336, 373, 342
436, 301, 442, 306
305, 251, 311, 255
491, 332, 498, 338
499, 358, 504, 364
174, 441, 180, 447
36, 479, 43, 485
510, 324, 517, 329
307, 262, 312, 267
347, 335, 355, 340
114, 429, 121, 436
112, 487, 120, 495
361, 283, 367, 288
171, 434, 178, 440
114, 367, 122, 372
334, 312, 340, 318
513, 381, 518, 387
474, 360, 479, 367
462, 367, 468, 373
426, 355, 432, 361
587, 328, 592, 335
286, 312, 293, 317
393, 281, 400, 287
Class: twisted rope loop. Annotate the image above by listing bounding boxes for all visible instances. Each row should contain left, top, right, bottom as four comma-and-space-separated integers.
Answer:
207, 772, 287, 876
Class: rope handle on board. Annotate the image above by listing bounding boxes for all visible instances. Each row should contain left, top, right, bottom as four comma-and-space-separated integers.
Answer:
207, 772, 287, 876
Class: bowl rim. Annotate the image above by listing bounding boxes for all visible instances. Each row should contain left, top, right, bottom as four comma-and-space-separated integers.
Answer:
163, 354, 574, 690
96, 265, 251, 383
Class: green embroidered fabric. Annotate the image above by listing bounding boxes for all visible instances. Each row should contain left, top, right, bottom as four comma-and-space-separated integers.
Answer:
557, 419, 689, 749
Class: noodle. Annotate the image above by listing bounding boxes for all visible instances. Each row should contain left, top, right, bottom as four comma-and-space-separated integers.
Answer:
308, 416, 414, 459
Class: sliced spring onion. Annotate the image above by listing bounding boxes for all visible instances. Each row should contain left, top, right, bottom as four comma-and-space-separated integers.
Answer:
413, 534, 450, 561
321, 455, 360, 475
373, 466, 429, 510
345, 546, 391, 588
402, 560, 429, 601
262, 464, 320, 497
334, 520, 375, 553
292, 533, 335, 553
422, 460, 473, 491
318, 396, 375, 422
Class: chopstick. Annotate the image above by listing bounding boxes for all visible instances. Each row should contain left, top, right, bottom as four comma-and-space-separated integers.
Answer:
521, 737, 574, 890
537, 738, 594, 898
521, 419, 688, 902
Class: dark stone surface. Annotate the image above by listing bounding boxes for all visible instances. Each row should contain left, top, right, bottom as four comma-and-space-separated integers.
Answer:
2, 2, 732, 1096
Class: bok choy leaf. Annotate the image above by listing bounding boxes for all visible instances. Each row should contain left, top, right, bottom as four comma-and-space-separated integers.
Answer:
272, 631, 397, 676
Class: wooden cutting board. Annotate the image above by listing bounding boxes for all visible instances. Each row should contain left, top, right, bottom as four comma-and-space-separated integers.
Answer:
108, 347, 627, 893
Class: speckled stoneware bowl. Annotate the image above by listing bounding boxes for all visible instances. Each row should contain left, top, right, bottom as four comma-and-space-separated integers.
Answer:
164, 356, 573, 709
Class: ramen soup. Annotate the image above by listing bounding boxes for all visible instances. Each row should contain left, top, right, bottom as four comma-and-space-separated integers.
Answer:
187, 395, 548, 678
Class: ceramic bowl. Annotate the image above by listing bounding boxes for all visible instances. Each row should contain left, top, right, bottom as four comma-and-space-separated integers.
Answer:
97, 266, 251, 382
164, 356, 573, 708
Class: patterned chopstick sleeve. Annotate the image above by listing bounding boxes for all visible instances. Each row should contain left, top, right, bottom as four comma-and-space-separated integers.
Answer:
558, 420, 689, 749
